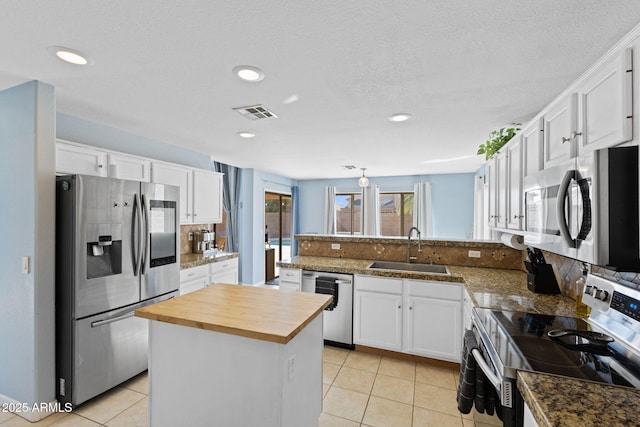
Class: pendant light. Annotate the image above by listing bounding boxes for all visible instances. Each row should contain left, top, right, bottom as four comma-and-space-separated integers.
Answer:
358, 168, 369, 188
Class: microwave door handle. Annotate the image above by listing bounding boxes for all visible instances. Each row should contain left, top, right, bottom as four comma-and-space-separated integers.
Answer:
557, 170, 577, 248
132, 194, 142, 276
141, 194, 149, 274
577, 179, 592, 240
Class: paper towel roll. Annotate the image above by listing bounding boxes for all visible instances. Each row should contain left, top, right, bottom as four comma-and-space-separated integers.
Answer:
500, 232, 526, 250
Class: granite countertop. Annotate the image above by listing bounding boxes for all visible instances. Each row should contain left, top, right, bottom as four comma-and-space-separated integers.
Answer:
135, 284, 332, 344
518, 371, 640, 427
279, 256, 578, 317
180, 252, 239, 269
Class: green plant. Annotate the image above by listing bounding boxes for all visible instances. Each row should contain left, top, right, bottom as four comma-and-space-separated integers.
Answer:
477, 123, 521, 160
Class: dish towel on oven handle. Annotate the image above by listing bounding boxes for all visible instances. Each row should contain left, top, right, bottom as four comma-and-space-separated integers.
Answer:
457, 329, 501, 418
315, 277, 338, 310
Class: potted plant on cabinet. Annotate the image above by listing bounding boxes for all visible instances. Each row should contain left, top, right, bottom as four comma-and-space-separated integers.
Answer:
477, 123, 521, 160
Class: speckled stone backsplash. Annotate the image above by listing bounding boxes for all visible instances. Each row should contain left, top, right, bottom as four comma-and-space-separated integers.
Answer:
295, 234, 524, 270
180, 224, 215, 255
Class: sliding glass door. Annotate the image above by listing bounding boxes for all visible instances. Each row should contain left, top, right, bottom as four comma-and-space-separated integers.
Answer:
265, 192, 292, 279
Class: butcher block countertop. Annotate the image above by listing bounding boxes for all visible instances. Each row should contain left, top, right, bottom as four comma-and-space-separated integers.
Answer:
135, 284, 332, 344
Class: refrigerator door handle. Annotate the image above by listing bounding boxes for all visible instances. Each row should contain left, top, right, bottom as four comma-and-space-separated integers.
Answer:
91, 311, 135, 328
133, 194, 143, 276
141, 194, 149, 274
557, 169, 577, 249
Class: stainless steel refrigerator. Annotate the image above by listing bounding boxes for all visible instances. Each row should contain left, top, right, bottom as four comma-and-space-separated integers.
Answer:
55, 175, 180, 406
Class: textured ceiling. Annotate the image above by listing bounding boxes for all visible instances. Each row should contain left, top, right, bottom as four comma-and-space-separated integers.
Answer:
2, 1, 640, 179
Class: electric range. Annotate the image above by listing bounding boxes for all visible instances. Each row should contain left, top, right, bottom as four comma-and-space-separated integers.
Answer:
469, 274, 640, 426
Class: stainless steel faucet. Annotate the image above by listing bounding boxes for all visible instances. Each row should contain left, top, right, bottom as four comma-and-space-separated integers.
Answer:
407, 226, 422, 263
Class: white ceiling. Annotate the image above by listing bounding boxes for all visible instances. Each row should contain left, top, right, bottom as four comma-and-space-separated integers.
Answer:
3, 1, 640, 180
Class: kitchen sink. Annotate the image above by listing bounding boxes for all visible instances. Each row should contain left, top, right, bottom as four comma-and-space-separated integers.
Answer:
367, 261, 450, 275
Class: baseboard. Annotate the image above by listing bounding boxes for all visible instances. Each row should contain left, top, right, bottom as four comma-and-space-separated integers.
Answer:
354, 345, 461, 370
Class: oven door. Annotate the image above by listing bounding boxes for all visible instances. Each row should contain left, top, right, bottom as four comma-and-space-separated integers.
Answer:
469, 309, 524, 427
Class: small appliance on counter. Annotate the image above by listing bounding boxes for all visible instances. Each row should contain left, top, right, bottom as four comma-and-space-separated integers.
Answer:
524, 248, 560, 294
192, 229, 216, 256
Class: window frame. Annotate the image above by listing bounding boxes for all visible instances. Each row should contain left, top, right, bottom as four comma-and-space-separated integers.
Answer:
379, 191, 414, 237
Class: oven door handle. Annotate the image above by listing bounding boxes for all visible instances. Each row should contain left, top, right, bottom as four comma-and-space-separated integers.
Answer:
471, 349, 502, 390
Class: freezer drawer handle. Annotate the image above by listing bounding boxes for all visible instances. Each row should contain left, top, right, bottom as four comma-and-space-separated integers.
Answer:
91, 311, 135, 328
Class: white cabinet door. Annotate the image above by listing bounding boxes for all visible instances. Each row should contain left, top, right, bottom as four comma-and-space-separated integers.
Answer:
523, 402, 540, 427
406, 296, 461, 362
180, 277, 208, 295
56, 140, 107, 177
487, 157, 498, 228
506, 136, 524, 230
210, 258, 239, 285
193, 170, 224, 224
279, 268, 301, 291
354, 290, 402, 351
152, 162, 193, 223
522, 119, 544, 178
577, 48, 633, 156
107, 153, 151, 182
543, 93, 577, 168
496, 150, 508, 229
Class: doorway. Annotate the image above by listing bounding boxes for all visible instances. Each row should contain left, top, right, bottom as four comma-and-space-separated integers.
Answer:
265, 192, 292, 281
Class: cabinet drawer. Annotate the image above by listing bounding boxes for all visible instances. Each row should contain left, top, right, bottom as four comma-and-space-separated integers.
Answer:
280, 268, 301, 283
278, 282, 300, 292
355, 275, 403, 294
180, 265, 209, 283
210, 257, 238, 274
407, 280, 461, 300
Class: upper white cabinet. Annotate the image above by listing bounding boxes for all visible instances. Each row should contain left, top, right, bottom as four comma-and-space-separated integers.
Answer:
193, 169, 224, 224
487, 157, 498, 229
522, 119, 543, 178
543, 93, 578, 168
576, 47, 633, 156
152, 163, 223, 224
56, 140, 107, 177
57, 140, 151, 181
107, 153, 151, 182
151, 161, 194, 223
506, 136, 524, 231
496, 150, 508, 229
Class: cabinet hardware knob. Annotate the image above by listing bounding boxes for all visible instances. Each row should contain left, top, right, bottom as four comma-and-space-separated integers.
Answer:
572, 131, 583, 138
409, 306, 413, 310
561, 136, 571, 143
398, 305, 401, 309
98, 164, 103, 168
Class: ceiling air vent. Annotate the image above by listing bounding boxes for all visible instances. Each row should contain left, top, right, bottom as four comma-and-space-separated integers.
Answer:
232, 104, 278, 120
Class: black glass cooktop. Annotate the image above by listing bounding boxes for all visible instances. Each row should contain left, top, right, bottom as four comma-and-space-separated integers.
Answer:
474, 308, 640, 389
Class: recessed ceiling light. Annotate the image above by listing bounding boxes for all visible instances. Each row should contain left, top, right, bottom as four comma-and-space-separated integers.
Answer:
389, 113, 412, 122
237, 132, 256, 138
233, 65, 265, 82
48, 46, 93, 65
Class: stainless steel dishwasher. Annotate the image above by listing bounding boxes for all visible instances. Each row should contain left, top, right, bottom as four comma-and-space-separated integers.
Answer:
302, 270, 354, 349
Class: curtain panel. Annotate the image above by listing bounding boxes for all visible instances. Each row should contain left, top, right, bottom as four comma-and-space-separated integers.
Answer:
413, 182, 433, 237
213, 161, 240, 252
323, 186, 337, 234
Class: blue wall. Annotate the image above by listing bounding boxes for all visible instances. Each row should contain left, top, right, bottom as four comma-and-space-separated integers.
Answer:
297, 173, 475, 239
0, 81, 56, 412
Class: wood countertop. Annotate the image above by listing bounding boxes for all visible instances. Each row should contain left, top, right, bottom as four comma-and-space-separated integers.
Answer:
135, 284, 333, 344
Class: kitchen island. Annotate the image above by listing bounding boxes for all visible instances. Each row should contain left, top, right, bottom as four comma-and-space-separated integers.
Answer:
135, 284, 332, 427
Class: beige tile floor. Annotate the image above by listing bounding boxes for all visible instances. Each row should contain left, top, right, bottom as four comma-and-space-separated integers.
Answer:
0, 346, 501, 427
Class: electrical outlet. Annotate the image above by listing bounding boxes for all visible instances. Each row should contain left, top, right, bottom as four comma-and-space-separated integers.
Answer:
288, 355, 296, 381
188, 232, 193, 241
331, 243, 340, 250
468, 250, 481, 258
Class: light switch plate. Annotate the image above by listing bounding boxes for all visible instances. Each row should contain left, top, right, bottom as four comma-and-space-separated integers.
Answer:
468, 250, 481, 258
22, 256, 30, 274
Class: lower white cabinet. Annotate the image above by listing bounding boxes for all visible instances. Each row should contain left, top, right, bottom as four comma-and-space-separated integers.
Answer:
523, 401, 540, 427
354, 277, 403, 351
279, 268, 302, 292
354, 274, 462, 362
179, 265, 210, 295
180, 258, 239, 294
210, 257, 239, 285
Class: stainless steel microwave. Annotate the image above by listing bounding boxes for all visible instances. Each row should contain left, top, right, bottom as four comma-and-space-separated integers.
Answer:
524, 146, 640, 271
